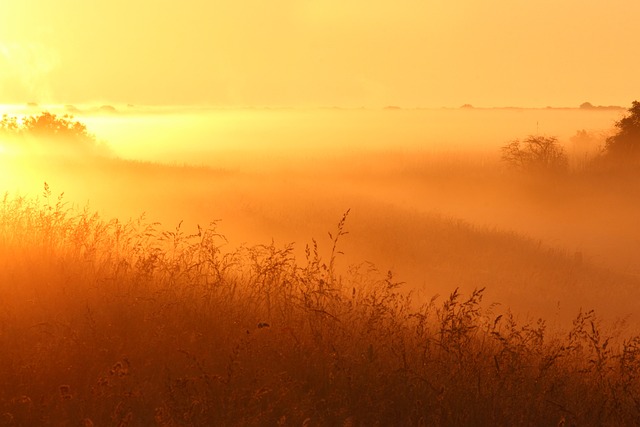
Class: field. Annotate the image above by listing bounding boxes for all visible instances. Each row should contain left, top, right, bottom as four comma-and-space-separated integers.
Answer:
1, 107, 640, 425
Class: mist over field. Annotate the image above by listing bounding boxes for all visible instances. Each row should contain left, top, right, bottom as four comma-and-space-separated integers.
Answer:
3, 104, 640, 425
2, 106, 636, 319
3, 0, 640, 423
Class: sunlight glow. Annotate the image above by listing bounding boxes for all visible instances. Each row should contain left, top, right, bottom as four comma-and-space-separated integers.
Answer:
0, 2, 640, 421
1, 1, 639, 107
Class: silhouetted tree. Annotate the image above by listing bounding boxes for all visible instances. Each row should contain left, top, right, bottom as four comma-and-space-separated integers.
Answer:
501, 135, 568, 173
603, 100, 640, 164
0, 111, 104, 154
22, 112, 94, 142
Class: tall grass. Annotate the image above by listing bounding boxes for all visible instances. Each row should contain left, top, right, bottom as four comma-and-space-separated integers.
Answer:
1, 186, 640, 426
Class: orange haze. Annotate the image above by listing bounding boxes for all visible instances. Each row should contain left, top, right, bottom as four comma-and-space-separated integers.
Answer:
1, 1, 639, 107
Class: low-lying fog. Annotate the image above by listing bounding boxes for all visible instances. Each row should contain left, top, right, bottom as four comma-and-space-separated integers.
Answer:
80, 107, 619, 169
2, 105, 638, 328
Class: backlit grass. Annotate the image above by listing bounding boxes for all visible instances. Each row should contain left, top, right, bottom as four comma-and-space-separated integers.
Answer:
1, 185, 640, 426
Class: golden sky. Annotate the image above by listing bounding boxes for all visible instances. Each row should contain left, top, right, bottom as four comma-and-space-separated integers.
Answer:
0, 0, 638, 108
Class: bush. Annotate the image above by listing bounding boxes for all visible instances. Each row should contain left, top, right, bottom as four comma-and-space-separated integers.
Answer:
0, 111, 107, 155
501, 135, 568, 174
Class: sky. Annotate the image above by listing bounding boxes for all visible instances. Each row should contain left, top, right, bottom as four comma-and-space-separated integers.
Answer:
0, 0, 638, 108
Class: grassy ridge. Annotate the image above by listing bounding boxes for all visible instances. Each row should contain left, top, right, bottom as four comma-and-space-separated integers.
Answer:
1, 187, 640, 426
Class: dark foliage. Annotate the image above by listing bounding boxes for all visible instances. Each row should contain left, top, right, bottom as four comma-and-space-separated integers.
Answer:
0, 111, 103, 154
501, 135, 568, 174
604, 101, 640, 164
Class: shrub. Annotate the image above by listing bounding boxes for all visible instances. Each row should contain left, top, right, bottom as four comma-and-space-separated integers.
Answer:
0, 111, 107, 155
501, 135, 568, 174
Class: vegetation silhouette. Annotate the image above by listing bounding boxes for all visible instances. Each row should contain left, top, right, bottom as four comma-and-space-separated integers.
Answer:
0, 111, 107, 155
500, 135, 568, 174
603, 100, 640, 165
1, 187, 640, 425
579, 101, 623, 110
500, 101, 640, 175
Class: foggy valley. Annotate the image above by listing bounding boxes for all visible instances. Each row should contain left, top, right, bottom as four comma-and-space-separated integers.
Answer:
2, 106, 637, 321
2, 104, 640, 425
3, 0, 640, 424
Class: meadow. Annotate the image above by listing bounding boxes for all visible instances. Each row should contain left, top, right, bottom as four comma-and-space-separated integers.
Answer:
1, 106, 640, 425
